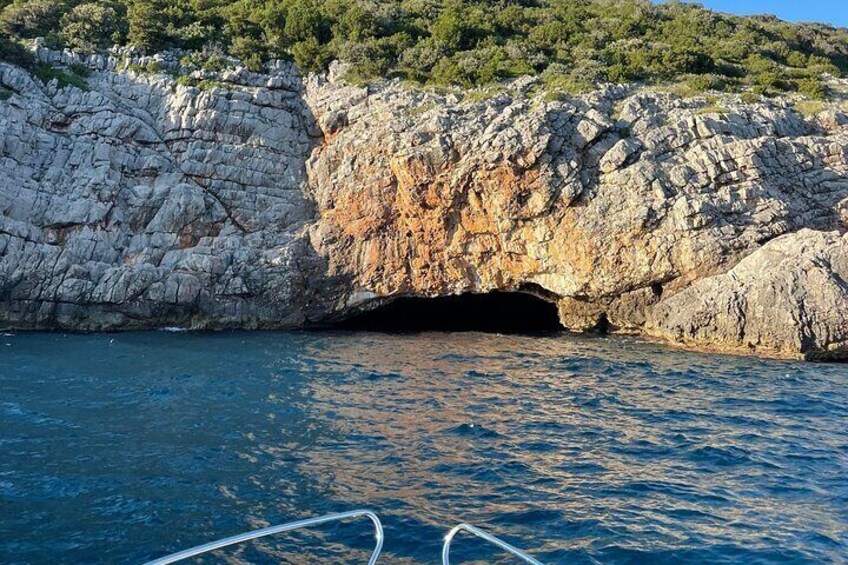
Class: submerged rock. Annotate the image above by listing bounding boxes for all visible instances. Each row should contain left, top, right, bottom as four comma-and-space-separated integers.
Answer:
1, 50, 847, 359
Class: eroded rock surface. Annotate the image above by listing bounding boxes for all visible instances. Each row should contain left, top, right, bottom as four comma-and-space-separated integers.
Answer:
0, 51, 330, 329
2, 50, 847, 359
646, 229, 848, 360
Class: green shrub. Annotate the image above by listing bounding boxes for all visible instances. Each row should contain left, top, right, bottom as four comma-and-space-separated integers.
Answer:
68, 62, 91, 78
33, 62, 89, 90
0, 34, 33, 68
126, 0, 165, 51
343, 33, 413, 82
0, 0, 847, 95
430, 46, 507, 87
753, 70, 781, 89
175, 75, 197, 87
180, 49, 230, 73
540, 64, 595, 98
794, 100, 826, 117
0, 87, 12, 100
284, 0, 329, 43
786, 51, 808, 68
807, 54, 841, 76
797, 77, 827, 100
696, 105, 730, 115
229, 35, 265, 72
129, 60, 161, 75
1, 0, 64, 39
740, 87, 765, 103
60, 2, 124, 53
196, 78, 227, 91
291, 36, 331, 73
685, 73, 728, 94
431, 2, 480, 51
399, 39, 444, 75
175, 75, 228, 92
332, 3, 378, 43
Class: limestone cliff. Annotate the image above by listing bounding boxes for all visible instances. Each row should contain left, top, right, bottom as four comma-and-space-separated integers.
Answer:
1, 50, 847, 360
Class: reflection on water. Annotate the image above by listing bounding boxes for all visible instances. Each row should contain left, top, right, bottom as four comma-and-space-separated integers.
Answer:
0, 332, 846, 564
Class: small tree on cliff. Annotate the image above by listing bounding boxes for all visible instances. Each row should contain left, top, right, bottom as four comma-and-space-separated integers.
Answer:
61, 2, 126, 52
0, 0, 66, 40
126, 0, 166, 51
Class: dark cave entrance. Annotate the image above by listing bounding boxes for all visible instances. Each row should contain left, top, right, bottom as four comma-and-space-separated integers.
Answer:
336, 291, 562, 334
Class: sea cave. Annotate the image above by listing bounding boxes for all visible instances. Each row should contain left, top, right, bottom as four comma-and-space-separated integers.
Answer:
336, 291, 563, 334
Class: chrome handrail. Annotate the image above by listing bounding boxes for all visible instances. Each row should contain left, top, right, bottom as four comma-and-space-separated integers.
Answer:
143, 509, 384, 565
442, 523, 545, 565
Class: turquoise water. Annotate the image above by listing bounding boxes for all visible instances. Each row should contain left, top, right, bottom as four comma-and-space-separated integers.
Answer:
0, 332, 846, 564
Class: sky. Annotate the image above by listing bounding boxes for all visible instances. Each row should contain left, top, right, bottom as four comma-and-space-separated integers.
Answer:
656, 1, 848, 28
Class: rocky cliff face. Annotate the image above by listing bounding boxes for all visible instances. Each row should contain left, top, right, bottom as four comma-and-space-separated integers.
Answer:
2, 51, 847, 359
0, 50, 331, 330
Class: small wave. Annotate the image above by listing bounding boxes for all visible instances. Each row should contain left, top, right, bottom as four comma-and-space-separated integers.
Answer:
496, 508, 563, 525
447, 423, 504, 439
2, 331, 845, 564
688, 444, 754, 468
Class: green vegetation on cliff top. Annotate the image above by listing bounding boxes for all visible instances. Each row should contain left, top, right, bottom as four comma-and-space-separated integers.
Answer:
1, 0, 847, 97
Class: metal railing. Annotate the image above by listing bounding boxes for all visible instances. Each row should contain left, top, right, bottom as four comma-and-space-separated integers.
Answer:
143, 509, 384, 565
143, 510, 543, 565
442, 523, 545, 565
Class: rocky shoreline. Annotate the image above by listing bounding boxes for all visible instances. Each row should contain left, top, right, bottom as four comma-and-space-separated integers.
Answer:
1, 49, 846, 360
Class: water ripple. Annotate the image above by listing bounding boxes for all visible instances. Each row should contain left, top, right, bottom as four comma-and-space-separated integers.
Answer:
0, 331, 845, 564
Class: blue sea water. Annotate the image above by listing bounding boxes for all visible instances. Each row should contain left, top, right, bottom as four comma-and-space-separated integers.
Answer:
0, 331, 846, 564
